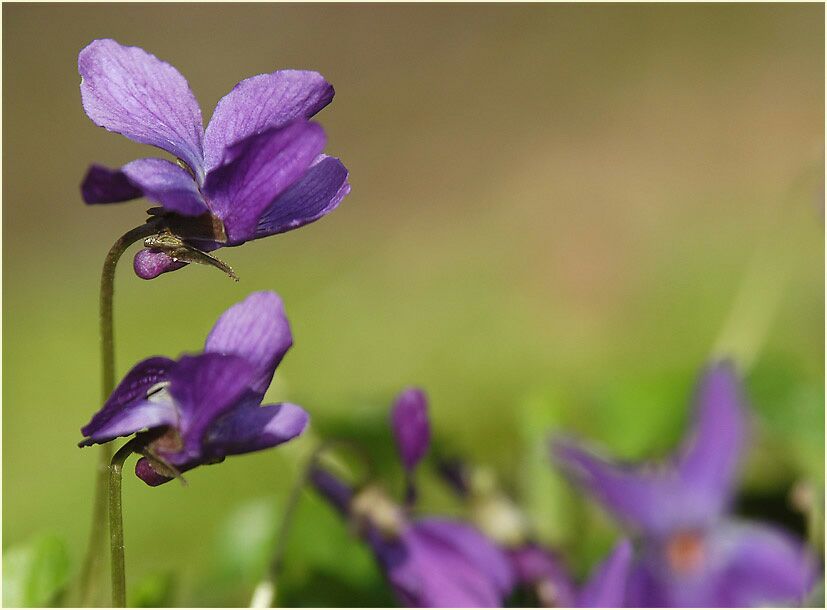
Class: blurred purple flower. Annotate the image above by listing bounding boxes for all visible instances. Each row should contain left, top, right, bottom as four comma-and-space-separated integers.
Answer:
79, 292, 308, 485
577, 539, 633, 608
552, 361, 818, 607
310, 467, 515, 607
508, 544, 577, 607
391, 387, 431, 472
79, 39, 350, 279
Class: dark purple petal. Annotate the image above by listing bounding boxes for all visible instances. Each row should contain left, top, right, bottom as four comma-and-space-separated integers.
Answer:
203, 70, 334, 172
203, 120, 326, 244
390, 387, 430, 472
134, 457, 174, 487
166, 353, 257, 459
204, 291, 292, 397
133, 249, 187, 280
508, 544, 577, 607
79, 400, 178, 447
310, 466, 355, 516
254, 155, 350, 239
577, 539, 633, 608
676, 361, 746, 517
81, 164, 143, 204
121, 158, 207, 216
80, 356, 176, 445
204, 401, 308, 457
78, 39, 205, 179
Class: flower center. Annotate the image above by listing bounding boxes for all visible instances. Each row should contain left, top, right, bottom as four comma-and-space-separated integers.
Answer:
350, 485, 406, 540
666, 530, 706, 575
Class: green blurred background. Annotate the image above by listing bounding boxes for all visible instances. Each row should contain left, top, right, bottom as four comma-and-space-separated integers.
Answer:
3, 3, 824, 606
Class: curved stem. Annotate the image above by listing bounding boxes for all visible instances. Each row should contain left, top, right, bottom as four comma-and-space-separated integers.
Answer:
78, 221, 161, 606
109, 438, 140, 608
250, 440, 372, 608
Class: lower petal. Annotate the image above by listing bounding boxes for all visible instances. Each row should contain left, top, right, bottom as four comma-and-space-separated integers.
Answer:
121, 158, 207, 216
204, 402, 309, 457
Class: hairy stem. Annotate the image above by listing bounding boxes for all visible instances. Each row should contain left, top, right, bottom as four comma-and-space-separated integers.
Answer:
78, 221, 160, 606
109, 439, 140, 608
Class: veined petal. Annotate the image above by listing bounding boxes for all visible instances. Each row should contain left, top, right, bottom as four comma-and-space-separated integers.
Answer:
81, 164, 143, 204
79, 356, 176, 445
121, 158, 207, 216
204, 291, 293, 397
254, 155, 350, 239
79, 39, 205, 179
390, 387, 431, 472
676, 361, 746, 515
578, 539, 633, 608
204, 401, 308, 456
204, 70, 334, 172
167, 353, 257, 459
203, 120, 326, 244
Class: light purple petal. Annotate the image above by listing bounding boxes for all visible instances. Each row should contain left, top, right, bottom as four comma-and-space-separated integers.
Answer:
81, 164, 143, 204
578, 539, 633, 608
676, 361, 746, 516
204, 291, 292, 397
121, 158, 207, 216
414, 519, 516, 597
254, 155, 350, 238
78, 39, 205, 179
80, 356, 176, 445
203, 120, 326, 244
166, 353, 256, 459
203, 70, 334, 172
133, 249, 187, 280
508, 544, 577, 607
204, 401, 308, 456
391, 387, 431, 472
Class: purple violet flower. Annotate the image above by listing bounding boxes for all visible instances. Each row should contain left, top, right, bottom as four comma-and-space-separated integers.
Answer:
310, 467, 515, 607
551, 361, 818, 607
391, 387, 431, 473
79, 291, 308, 485
79, 39, 350, 279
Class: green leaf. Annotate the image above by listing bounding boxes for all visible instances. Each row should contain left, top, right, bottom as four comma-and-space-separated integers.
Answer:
2, 534, 70, 607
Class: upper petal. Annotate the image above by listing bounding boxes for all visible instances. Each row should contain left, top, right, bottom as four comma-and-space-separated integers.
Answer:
79, 39, 205, 179
577, 539, 633, 608
390, 387, 431, 472
121, 158, 207, 216
202, 120, 326, 244
167, 353, 257, 459
254, 155, 350, 239
204, 401, 308, 457
204, 291, 293, 397
203, 70, 334, 172
81, 164, 143, 204
79, 356, 176, 445
676, 361, 746, 515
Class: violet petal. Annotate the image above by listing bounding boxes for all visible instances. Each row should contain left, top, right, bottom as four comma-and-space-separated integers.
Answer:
577, 539, 633, 608
80, 356, 176, 444
121, 158, 208, 216
81, 164, 143, 204
204, 401, 308, 457
390, 387, 431, 472
203, 120, 326, 244
78, 39, 205, 180
508, 544, 577, 607
254, 155, 350, 239
204, 291, 292, 397
203, 70, 334, 172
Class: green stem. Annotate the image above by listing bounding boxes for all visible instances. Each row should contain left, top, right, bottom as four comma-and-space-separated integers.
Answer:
78, 221, 161, 606
109, 439, 140, 608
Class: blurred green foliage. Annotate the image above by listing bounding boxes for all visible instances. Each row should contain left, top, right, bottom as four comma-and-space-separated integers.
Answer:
3, 3, 823, 606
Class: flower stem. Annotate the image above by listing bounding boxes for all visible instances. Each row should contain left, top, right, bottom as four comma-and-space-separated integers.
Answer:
109, 438, 140, 608
77, 221, 161, 606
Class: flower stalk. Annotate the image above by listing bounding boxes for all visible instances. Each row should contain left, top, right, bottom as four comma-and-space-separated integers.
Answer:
109, 438, 141, 607
77, 221, 161, 606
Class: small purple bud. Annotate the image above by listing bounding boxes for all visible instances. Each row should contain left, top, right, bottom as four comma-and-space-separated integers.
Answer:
133, 249, 185, 280
134, 457, 172, 487
390, 387, 430, 472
